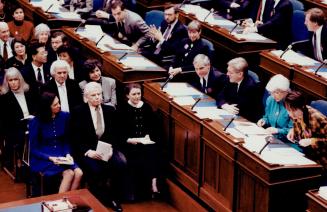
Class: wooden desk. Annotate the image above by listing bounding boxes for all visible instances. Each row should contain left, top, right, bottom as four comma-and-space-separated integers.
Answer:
306, 189, 327, 212
17, 0, 82, 28
136, 0, 179, 12
62, 28, 167, 83
302, 0, 327, 13
260, 51, 327, 99
143, 81, 323, 212
0, 189, 108, 212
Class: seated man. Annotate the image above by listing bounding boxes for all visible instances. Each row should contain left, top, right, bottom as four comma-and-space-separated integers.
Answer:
215, 0, 251, 20
243, 0, 293, 49
216, 57, 262, 122
70, 82, 127, 211
190, 54, 227, 98
109, 0, 149, 51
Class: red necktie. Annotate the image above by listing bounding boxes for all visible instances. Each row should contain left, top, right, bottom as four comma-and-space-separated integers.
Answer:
256, 0, 263, 21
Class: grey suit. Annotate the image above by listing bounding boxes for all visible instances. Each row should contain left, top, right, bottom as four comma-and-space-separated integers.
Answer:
118, 9, 149, 47
79, 76, 117, 107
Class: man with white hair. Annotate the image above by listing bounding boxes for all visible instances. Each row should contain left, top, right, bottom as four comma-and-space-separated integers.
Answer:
0, 22, 13, 61
70, 82, 126, 212
216, 57, 262, 122
42, 60, 82, 112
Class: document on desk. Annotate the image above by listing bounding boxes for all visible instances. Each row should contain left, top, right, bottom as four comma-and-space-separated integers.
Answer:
318, 186, 327, 200
120, 56, 158, 69
234, 121, 270, 136
163, 83, 203, 97
232, 32, 268, 41
31, 0, 62, 13
271, 50, 317, 66
173, 96, 196, 106
56, 11, 81, 19
77, 25, 104, 42
96, 141, 113, 162
193, 107, 229, 120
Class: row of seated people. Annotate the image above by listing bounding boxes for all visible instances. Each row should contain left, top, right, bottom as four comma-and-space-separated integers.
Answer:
65, 0, 326, 61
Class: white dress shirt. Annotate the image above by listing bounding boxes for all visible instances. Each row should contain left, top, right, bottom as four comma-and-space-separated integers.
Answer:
314, 26, 324, 62
0, 39, 13, 59
13, 92, 30, 118
56, 81, 70, 112
32, 63, 45, 84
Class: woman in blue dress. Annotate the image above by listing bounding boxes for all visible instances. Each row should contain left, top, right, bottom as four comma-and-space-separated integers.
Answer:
29, 92, 83, 193
257, 74, 293, 142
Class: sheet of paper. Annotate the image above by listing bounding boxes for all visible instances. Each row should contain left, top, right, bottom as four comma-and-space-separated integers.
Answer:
163, 83, 203, 97
120, 56, 158, 68
234, 121, 270, 136
271, 50, 317, 66
173, 96, 196, 106
193, 107, 224, 120
56, 156, 74, 165
260, 148, 316, 165
318, 186, 327, 200
56, 11, 80, 19
225, 128, 247, 139
207, 17, 236, 27
96, 141, 113, 162
31, 0, 62, 12
77, 25, 104, 42
243, 135, 271, 153
232, 32, 268, 41
132, 137, 155, 145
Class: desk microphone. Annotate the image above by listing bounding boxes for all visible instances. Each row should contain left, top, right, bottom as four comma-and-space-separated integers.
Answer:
45, 4, 54, 13
258, 136, 274, 154
95, 34, 105, 46
203, 8, 214, 22
280, 45, 292, 59
74, 19, 86, 32
118, 52, 128, 61
178, 0, 190, 9
229, 19, 246, 34
223, 115, 237, 131
314, 59, 327, 75
191, 98, 201, 110
161, 74, 174, 90
280, 39, 310, 59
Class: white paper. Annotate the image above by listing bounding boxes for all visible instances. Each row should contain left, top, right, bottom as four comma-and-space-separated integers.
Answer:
96, 35, 133, 51
96, 141, 113, 162
234, 121, 270, 136
318, 186, 327, 200
271, 50, 317, 66
120, 57, 158, 68
173, 96, 196, 106
56, 11, 80, 19
207, 18, 236, 27
56, 156, 74, 165
225, 128, 247, 139
31, 0, 62, 12
193, 107, 232, 120
233, 32, 268, 41
243, 135, 271, 153
163, 83, 203, 97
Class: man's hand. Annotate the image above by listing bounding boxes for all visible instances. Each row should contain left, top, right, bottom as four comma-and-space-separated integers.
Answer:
230, 2, 240, 8
87, 150, 103, 160
95, 10, 110, 19
287, 128, 295, 142
149, 25, 164, 42
221, 103, 239, 114
49, 156, 59, 164
168, 67, 182, 76
243, 26, 257, 34
127, 138, 139, 145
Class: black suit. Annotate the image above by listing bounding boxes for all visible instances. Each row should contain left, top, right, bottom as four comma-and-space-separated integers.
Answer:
42, 78, 83, 112
307, 24, 327, 61
216, 75, 262, 122
215, 0, 251, 20
249, 0, 293, 48
70, 103, 128, 201
21, 63, 51, 93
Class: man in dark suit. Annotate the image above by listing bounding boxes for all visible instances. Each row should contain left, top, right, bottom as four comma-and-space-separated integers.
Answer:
216, 57, 262, 122
304, 8, 327, 62
215, 0, 251, 20
144, 4, 188, 64
22, 42, 51, 93
243, 0, 293, 49
190, 54, 227, 98
70, 82, 127, 212
42, 60, 83, 113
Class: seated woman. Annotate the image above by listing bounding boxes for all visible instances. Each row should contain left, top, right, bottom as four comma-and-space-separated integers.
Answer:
7, 5, 34, 42
57, 45, 84, 82
29, 92, 83, 193
5, 39, 30, 71
257, 74, 293, 142
1, 67, 37, 180
285, 91, 327, 181
79, 59, 117, 108
33, 23, 51, 48
118, 83, 160, 200
168, 20, 212, 76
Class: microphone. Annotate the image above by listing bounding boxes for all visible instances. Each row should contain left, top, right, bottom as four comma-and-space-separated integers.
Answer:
161, 74, 174, 90
118, 52, 128, 61
74, 19, 86, 32
45, 4, 54, 13
314, 59, 327, 75
95, 34, 105, 46
291, 39, 309, 46
280, 45, 292, 59
230, 19, 246, 34
223, 115, 237, 131
280, 39, 310, 59
191, 98, 201, 110
258, 136, 274, 154
178, 0, 190, 9
203, 8, 214, 22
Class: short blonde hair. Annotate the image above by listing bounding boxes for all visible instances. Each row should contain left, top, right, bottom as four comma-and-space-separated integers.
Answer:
266, 74, 290, 92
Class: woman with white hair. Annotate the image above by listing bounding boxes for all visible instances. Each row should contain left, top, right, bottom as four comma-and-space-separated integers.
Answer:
1, 67, 38, 180
257, 74, 293, 141
34, 23, 51, 46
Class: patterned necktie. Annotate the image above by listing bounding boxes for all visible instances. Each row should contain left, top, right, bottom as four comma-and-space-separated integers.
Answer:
3, 42, 8, 61
95, 106, 104, 139
37, 68, 43, 83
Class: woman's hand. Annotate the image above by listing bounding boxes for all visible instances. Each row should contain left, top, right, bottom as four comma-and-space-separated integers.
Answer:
49, 156, 59, 164
257, 119, 265, 127
266, 127, 278, 134
287, 128, 295, 142
299, 138, 312, 147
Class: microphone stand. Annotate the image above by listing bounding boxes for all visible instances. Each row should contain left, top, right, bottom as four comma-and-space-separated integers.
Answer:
314, 59, 327, 76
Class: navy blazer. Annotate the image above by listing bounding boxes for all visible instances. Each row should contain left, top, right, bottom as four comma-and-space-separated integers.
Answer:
216, 75, 262, 122
215, 0, 251, 19
42, 78, 83, 112
308, 24, 327, 61
70, 103, 118, 157
22, 63, 51, 93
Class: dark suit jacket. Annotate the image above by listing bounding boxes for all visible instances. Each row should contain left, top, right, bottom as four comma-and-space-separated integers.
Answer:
173, 38, 212, 72
215, 0, 251, 19
42, 78, 83, 112
70, 103, 117, 157
191, 67, 227, 98
249, 0, 293, 48
21, 63, 51, 93
216, 75, 262, 122
306, 24, 327, 61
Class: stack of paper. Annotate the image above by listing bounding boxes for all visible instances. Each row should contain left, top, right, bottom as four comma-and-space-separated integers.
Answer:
120, 57, 158, 69
96, 141, 113, 162
318, 186, 327, 200
31, 0, 62, 13
193, 107, 232, 120
163, 83, 203, 97
234, 121, 270, 136
173, 96, 196, 106
271, 50, 317, 66
233, 32, 268, 41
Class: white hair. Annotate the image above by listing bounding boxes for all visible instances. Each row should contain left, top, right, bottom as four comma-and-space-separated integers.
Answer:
34, 23, 50, 39
83, 82, 102, 103
0, 22, 8, 30
1, 67, 29, 94
193, 54, 210, 66
266, 74, 290, 92
50, 60, 70, 76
